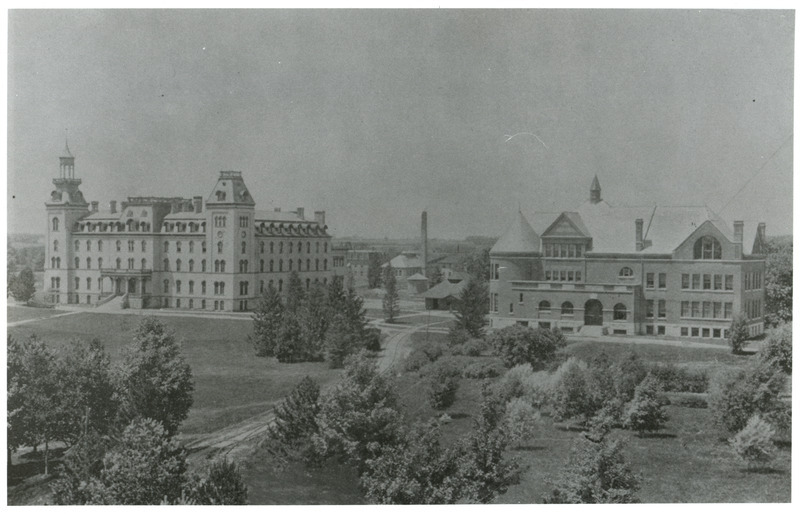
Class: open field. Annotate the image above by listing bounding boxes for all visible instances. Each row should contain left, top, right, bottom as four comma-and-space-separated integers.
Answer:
7, 310, 344, 435
6, 305, 68, 323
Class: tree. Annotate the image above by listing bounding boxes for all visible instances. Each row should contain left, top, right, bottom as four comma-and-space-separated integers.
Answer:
312, 351, 403, 468
728, 313, 750, 354
57, 339, 119, 444
458, 248, 490, 282
624, 374, 668, 435
764, 238, 792, 327
428, 266, 444, 286
452, 278, 488, 338
759, 323, 791, 374
285, 271, 306, 314
248, 284, 284, 357
10, 266, 36, 303
612, 352, 649, 403
551, 358, 597, 423
709, 360, 787, 434
325, 313, 363, 368
503, 398, 541, 448
490, 325, 566, 369
300, 282, 330, 359
184, 459, 249, 505
274, 311, 307, 363
367, 253, 384, 289
382, 264, 399, 323
115, 317, 194, 436
269, 376, 321, 457
51, 430, 112, 504
7, 335, 62, 474
427, 364, 460, 410
545, 437, 640, 503
729, 414, 777, 470
93, 418, 188, 505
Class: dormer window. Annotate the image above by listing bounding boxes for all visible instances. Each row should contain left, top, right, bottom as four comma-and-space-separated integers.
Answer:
694, 236, 722, 260
216, 191, 226, 201
619, 267, 634, 277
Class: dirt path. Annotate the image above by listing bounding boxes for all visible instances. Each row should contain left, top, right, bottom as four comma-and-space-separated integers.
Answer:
6, 310, 83, 327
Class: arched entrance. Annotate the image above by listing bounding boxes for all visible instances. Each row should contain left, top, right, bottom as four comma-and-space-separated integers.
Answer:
584, 299, 603, 326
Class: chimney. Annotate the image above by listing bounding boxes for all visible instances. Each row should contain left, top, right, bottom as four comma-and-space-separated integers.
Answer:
171, 200, 182, 214
733, 221, 744, 259
91, 201, 99, 212
314, 210, 326, 226
109, 200, 117, 214
758, 222, 766, 241
296, 207, 305, 219
635, 218, 644, 251
193, 196, 203, 213
421, 211, 428, 277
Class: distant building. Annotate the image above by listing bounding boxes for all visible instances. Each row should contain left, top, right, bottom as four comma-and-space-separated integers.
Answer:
344, 248, 386, 287
489, 176, 767, 340
44, 143, 345, 311
422, 273, 467, 310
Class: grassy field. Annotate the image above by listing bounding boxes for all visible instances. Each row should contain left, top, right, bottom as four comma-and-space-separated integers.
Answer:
7, 310, 345, 435
7, 305, 68, 323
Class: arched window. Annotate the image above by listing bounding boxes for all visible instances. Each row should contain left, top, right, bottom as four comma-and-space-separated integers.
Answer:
218, 241, 223, 253
279, 259, 283, 272
306, 278, 311, 290
289, 259, 293, 271
53, 240, 59, 252
164, 241, 169, 253
189, 241, 194, 253
306, 242, 311, 253
260, 241, 265, 254
189, 259, 194, 272
75, 240, 80, 252
74, 257, 80, 269
142, 258, 147, 269
86, 240, 91, 251
220, 260, 226, 272
278, 279, 283, 292
694, 236, 722, 260
241, 241, 247, 254
75, 277, 80, 290
298, 259, 302, 271
561, 301, 574, 315
260, 259, 264, 272
270, 260, 274, 272
52, 218, 59, 231
116, 240, 121, 251
98, 240, 103, 251
163, 258, 169, 271
87, 277, 92, 290
116, 258, 121, 269
316, 259, 319, 271
86, 257, 91, 269
279, 242, 284, 253
202, 259, 206, 272
56, 257, 61, 268
539, 300, 551, 312
323, 259, 328, 271
176, 259, 182, 272
613, 303, 627, 321
297, 242, 302, 253
176, 242, 182, 253
270, 242, 274, 253
176, 280, 181, 293
202, 241, 207, 253
619, 267, 634, 277
324, 242, 328, 253
98, 257, 103, 269
316, 242, 320, 253
163, 280, 169, 293
189, 280, 194, 294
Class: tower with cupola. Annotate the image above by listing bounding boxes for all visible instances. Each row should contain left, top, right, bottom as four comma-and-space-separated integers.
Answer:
44, 141, 90, 303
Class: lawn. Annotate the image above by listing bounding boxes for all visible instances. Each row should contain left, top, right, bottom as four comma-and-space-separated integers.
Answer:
7, 311, 345, 435
6, 305, 69, 323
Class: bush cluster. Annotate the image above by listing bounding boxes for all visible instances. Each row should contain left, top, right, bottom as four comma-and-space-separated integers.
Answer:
648, 363, 708, 393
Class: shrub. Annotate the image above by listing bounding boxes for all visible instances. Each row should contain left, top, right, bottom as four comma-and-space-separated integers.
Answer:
364, 327, 382, 352
666, 392, 708, 409
404, 349, 431, 372
427, 365, 460, 410
759, 323, 791, 374
613, 352, 649, 402
709, 361, 787, 434
503, 398, 540, 448
624, 374, 669, 435
729, 414, 777, 470
648, 363, 709, 393
728, 313, 750, 354
448, 328, 471, 347
490, 325, 567, 370
545, 437, 640, 503
184, 459, 248, 505
463, 338, 486, 356
268, 376, 320, 460
462, 361, 504, 379
550, 358, 595, 422
421, 341, 446, 361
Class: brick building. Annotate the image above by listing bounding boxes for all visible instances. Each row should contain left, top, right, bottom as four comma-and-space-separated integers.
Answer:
44, 144, 345, 311
489, 176, 767, 340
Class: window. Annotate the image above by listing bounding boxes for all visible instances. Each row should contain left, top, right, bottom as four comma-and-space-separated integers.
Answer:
163, 258, 169, 271
176, 280, 182, 293
289, 243, 293, 254
201, 281, 207, 294
271, 242, 275, 253
324, 259, 328, 271
613, 303, 627, 320
86, 257, 91, 268
141, 241, 145, 252
142, 258, 147, 269
620, 267, 634, 278
694, 236, 722, 259
714, 274, 722, 290
702, 328, 710, 338
241, 241, 246, 254
298, 259, 302, 271
646, 325, 654, 335
692, 274, 700, 289
75, 277, 80, 290
164, 241, 169, 253
492, 263, 500, 280
163, 280, 169, 293
658, 273, 666, 289
713, 328, 722, 339
646, 272, 654, 288
681, 274, 690, 289
646, 300, 654, 318
545, 270, 552, 280
176, 259, 182, 272
539, 300, 551, 312
713, 302, 722, 319
681, 301, 689, 317
189, 241, 194, 253
519, 293, 524, 303
681, 327, 689, 337
703, 274, 711, 290
324, 242, 328, 252
74, 257, 80, 269
306, 242, 311, 253
561, 302, 574, 315
691, 327, 700, 337
239, 216, 249, 228
52, 240, 58, 252
202, 241, 207, 253
702, 301, 711, 318
52, 218, 59, 231
575, 271, 582, 282
75, 240, 81, 252
279, 260, 283, 272
220, 260, 226, 272
128, 258, 134, 269
278, 279, 283, 292
87, 240, 91, 251
315, 259, 319, 271
189, 281, 194, 294
289, 259, 293, 271
176, 242, 182, 253
218, 241, 223, 253
509, 303, 514, 314
724, 302, 733, 319
658, 300, 666, 318
260, 259, 265, 272
691, 301, 700, 318
128, 240, 134, 252
658, 326, 666, 335
725, 275, 733, 290
98, 257, 103, 269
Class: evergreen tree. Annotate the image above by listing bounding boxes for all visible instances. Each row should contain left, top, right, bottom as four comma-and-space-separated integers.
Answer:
452, 278, 488, 338
268, 376, 321, 458
184, 459, 249, 505
325, 313, 363, 368
248, 284, 284, 357
285, 271, 306, 314
115, 317, 194, 436
274, 311, 307, 363
382, 264, 399, 323
367, 253, 383, 289
10, 266, 36, 303
728, 313, 750, 354
300, 282, 329, 359
624, 374, 669, 435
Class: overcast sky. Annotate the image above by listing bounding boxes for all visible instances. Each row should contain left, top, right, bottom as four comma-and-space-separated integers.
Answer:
7, 9, 794, 239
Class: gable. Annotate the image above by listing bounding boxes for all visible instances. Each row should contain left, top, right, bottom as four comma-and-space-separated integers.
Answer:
541, 212, 591, 239
672, 220, 738, 260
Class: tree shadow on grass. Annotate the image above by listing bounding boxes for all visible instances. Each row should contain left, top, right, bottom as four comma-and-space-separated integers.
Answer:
775, 440, 791, 450
743, 466, 786, 475
636, 432, 677, 439
449, 412, 471, 420
513, 444, 548, 452
555, 424, 587, 433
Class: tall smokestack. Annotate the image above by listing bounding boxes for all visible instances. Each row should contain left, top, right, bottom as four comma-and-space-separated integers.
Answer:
421, 211, 428, 277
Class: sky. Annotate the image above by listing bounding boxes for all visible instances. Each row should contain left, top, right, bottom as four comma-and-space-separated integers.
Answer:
7, 9, 794, 240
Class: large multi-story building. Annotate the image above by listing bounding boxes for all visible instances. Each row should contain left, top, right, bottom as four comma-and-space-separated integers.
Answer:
44, 144, 345, 311
489, 176, 767, 340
